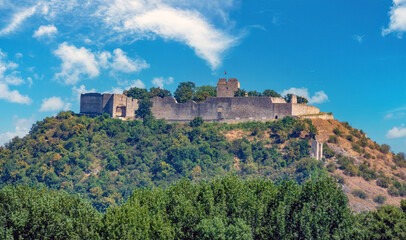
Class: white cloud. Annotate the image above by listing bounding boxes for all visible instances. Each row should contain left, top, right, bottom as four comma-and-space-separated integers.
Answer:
54, 42, 100, 85
0, 82, 31, 104
309, 91, 329, 104
98, 0, 238, 69
0, 4, 38, 36
152, 76, 174, 88
72, 85, 97, 102
383, 0, 406, 36
353, 34, 364, 43
54, 44, 149, 84
33, 24, 58, 38
0, 116, 35, 146
387, 124, 406, 138
4, 74, 25, 86
39, 96, 70, 112
111, 48, 149, 73
281, 87, 329, 104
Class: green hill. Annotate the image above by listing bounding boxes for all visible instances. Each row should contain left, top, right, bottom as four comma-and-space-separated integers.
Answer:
0, 111, 324, 211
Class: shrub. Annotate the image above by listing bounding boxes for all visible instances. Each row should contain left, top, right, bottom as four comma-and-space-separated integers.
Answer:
333, 128, 343, 137
352, 189, 367, 199
346, 135, 354, 142
190, 117, 204, 128
323, 143, 335, 159
332, 174, 345, 184
373, 194, 387, 204
352, 143, 361, 153
388, 186, 399, 197
376, 177, 390, 188
343, 164, 358, 177
380, 144, 390, 154
326, 162, 336, 173
328, 135, 338, 144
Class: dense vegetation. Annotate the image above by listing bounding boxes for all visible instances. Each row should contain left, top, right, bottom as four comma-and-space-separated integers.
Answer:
0, 112, 325, 211
2, 175, 406, 239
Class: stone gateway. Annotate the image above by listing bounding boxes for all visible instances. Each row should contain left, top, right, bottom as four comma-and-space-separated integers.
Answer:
80, 79, 333, 122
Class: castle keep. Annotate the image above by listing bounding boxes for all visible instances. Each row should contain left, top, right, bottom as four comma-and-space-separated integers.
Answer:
80, 79, 333, 122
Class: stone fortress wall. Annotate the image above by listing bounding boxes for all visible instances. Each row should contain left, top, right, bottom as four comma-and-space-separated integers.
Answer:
80, 93, 138, 118
80, 79, 333, 122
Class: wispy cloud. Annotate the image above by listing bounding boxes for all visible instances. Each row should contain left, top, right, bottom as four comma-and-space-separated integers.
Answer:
1, 0, 239, 69
383, 0, 406, 36
281, 87, 329, 104
152, 76, 174, 88
0, 4, 38, 36
353, 34, 364, 43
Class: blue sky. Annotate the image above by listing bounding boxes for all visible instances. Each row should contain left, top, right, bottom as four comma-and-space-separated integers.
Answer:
0, 0, 405, 153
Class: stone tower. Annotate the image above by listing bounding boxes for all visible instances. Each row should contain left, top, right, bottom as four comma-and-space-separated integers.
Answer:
217, 78, 240, 97
311, 140, 323, 160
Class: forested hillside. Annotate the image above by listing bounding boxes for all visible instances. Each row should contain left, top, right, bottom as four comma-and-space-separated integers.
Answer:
0, 111, 404, 212
0, 111, 324, 211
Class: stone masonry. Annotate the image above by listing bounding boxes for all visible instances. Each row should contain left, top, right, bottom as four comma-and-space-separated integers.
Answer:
80, 78, 333, 122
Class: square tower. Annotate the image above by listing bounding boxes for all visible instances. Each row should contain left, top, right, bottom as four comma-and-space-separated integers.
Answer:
217, 78, 240, 97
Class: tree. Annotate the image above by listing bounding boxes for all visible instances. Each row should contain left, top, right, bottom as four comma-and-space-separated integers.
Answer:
284, 94, 309, 104
174, 82, 196, 103
0, 185, 101, 239
263, 89, 281, 97
190, 117, 204, 128
193, 86, 217, 103
149, 87, 172, 98
125, 87, 149, 100
135, 98, 153, 119
247, 91, 262, 97
234, 89, 247, 97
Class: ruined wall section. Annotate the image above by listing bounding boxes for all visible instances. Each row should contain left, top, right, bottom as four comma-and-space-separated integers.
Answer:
80, 93, 104, 115
291, 104, 320, 116
151, 97, 296, 122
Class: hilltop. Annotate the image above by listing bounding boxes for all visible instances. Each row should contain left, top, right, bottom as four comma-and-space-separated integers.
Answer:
0, 111, 403, 212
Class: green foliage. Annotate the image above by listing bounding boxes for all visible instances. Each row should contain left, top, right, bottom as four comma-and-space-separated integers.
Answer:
262, 89, 281, 97
351, 189, 367, 199
333, 127, 343, 137
189, 117, 204, 128
323, 143, 335, 159
149, 87, 172, 98
247, 90, 262, 97
284, 94, 308, 104
101, 175, 353, 240
174, 81, 196, 103
125, 87, 149, 100
373, 194, 387, 204
380, 144, 391, 154
326, 162, 337, 173
0, 113, 326, 211
234, 89, 247, 97
193, 86, 217, 103
376, 176, 390, 188
357, 205, 406, 239
0, 185, 101, 239
135, 98, 153, 119
328, 135, 338, 144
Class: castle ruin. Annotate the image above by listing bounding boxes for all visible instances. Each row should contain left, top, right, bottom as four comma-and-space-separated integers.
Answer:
80, 78, 333, 122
